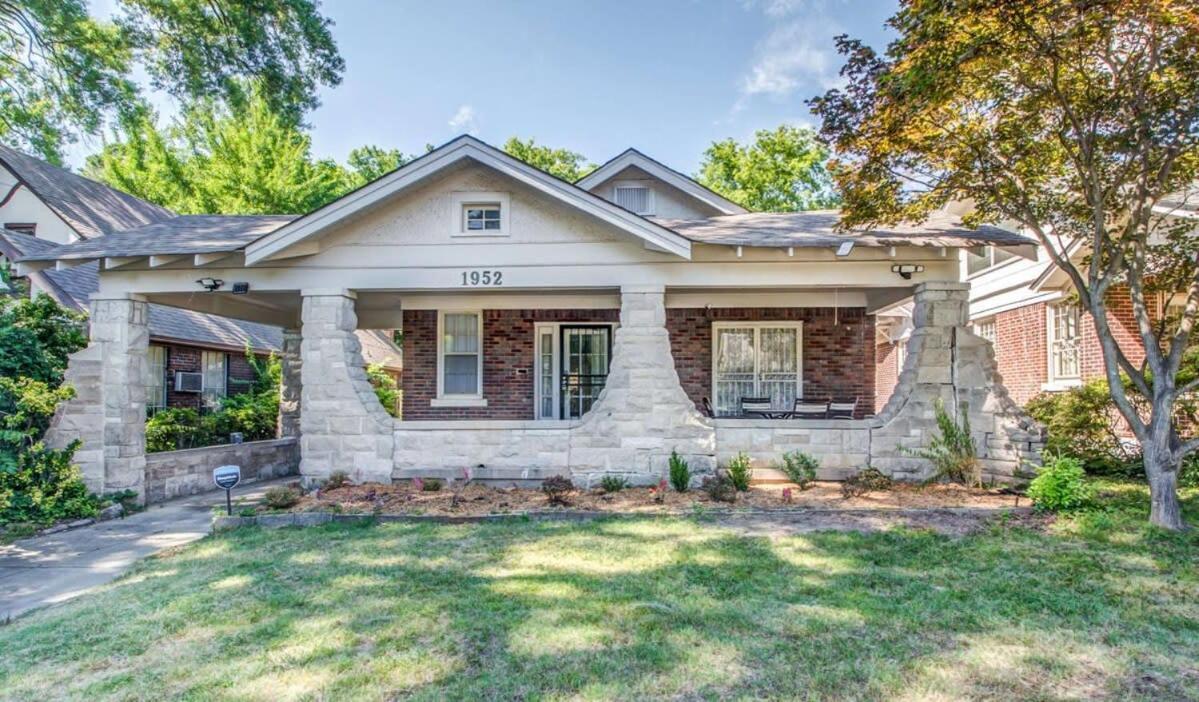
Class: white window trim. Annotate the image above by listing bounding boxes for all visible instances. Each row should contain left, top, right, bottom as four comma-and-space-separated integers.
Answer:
531, 321, 618, 420
435, 309, 487, 407
146, 345, 168, 410
1045, 302, 1082, 389
710, 321, 804, 416
612, 180, 655, 216
450, 191, 511, 237
200, 350, 228, 409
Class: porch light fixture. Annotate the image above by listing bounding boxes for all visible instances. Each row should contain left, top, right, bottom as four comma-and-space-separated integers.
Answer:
196, 277, 224, 291
891, 264, 925, 280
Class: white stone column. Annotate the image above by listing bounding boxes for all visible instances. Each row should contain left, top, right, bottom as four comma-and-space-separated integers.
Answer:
278, 328, 302, 439
870, 281, 1043, 481
46, 294, 149, 499
299, 290, 394, 486
568, 285, 715, 485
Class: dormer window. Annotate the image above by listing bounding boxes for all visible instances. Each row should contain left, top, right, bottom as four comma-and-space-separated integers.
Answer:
613, 183, 654, 215
450, 192, 510, 236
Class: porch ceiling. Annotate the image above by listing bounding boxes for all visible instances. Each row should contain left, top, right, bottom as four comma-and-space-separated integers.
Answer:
145, 291, 302, 328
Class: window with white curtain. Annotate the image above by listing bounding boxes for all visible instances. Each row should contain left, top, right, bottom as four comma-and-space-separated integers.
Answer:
712, 322, 802, 416
146, 345, 167, 412
1048, 303, 1080, 381
201, 351, 227, 409
439, 312, 482, 397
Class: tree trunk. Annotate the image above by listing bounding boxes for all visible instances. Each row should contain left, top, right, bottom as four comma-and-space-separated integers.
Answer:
1144, 448, 1185, 530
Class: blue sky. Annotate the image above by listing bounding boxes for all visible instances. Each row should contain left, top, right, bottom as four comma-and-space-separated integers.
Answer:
77, 0, 899, 175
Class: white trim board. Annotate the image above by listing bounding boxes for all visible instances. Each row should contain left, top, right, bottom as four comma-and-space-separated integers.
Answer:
245, 136, 692, 264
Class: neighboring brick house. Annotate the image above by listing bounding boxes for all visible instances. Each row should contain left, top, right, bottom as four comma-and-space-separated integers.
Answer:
0, 144, 401, 414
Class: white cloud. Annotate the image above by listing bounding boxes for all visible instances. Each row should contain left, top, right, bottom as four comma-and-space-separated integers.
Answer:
448, 104, 478, 135
734, 18, 844, 113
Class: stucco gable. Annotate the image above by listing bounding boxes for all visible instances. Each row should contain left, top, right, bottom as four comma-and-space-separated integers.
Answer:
577, 148, 748, 217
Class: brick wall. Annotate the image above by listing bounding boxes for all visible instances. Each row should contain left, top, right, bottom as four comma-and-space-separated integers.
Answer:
665, 307, 876, 418
991, 303, 1048, 405
402, 309, 620, 420
159, 343, 266, 410
875, 340, 899, 412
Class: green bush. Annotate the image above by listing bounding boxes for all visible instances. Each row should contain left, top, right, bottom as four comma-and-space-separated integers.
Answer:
1024, 380, 1136, 475
777, 450, 818, 489
725, 452, 753, 491
1027, 454, 1094, 512
668, 450, 691, 492
842, 467, 892, 498
366, 364, 400, 417
906, 399, 980, 486
262, 485, 301, 510
599, 475, 628, 493
702, 473, 737, 503
541, 475, 573, 505
421, 477, 443, 492
0, 440, 98, 526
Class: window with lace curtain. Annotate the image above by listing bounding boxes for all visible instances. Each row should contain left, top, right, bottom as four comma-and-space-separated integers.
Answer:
1048, 303, 1080, 382
712, 322, 803, 416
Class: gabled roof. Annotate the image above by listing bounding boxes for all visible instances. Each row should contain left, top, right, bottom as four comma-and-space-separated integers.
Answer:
244, 135, 693, 263
0, 144, 175, 239
576, 148, 748, 216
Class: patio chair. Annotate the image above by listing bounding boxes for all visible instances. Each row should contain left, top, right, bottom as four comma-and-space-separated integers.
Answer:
828, 397, 858, 419
792, 398, 830, 419
739, 397, 774, 416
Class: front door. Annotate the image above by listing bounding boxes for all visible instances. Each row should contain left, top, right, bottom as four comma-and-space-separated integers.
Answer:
560, 326, 611, 419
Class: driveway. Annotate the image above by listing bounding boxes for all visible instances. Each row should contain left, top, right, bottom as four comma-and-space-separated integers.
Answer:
0, 478, 290, 621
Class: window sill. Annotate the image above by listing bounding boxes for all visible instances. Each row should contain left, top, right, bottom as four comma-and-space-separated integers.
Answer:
1041, 379, 1082, 392
430, 396, 488, 408
450, 231, 510, 238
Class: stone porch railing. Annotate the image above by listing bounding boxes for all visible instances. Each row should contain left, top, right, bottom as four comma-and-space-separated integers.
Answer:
145, 437, 299, 504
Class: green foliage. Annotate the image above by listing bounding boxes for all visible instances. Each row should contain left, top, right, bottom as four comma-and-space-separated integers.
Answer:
906, 399, 980, 487
598, 475, 628, 494
0, 0, 342, 161
777, 450, 818, 490
541, 475, 573, 505
697, 125, 840, 212
0, 440, 98, 527
421, 478, 443, 492
724, 452, 753, 492
324, 470, 350, 490
701, 473, 737, 503
144, 350, 279, 452
841, 468, 893, 499
1027, 454, 1094, 512
501, 137, 594, 182
668, 450, 691, 493
366, 364, 399, 417
262, 485, 301, 511
343, 146, 410, 188
1024, 380, 1136, 476
0, 295, 88, 385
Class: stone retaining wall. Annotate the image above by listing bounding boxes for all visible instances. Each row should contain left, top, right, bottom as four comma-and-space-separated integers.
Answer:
145, 437, 299, 504
394, 420, 572, 484
714, 419, 871, 480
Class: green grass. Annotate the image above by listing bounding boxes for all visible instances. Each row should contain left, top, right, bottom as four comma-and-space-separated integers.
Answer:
1, 480, 1197, 701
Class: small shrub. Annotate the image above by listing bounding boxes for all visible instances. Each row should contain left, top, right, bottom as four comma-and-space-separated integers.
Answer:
421, 478, 443, 492
366, 363, 400, 417
262, 486, 300, 510
542, 475, 574, 505
650, 478, 668, 504
324, 470, 351, 490
906, 399, 980, 487
702, 473, 737, 503
1027, 454, 1093, 512
599, 475, 629, 493
668, 450, 691, 492
725, 452, 753, 491
1024, 379, 1136, 475
449, 467, 472, 509
842, 467, 892, 499
777, 450, 818, 490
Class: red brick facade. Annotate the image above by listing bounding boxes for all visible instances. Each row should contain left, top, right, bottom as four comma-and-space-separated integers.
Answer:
402, 309, 620, 420
665, 307, 876, 418
875, 340, 900, 412
156, 342, 260, 410
400, 306, 876, 420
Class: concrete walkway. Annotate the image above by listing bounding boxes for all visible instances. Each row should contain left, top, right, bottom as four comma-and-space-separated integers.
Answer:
0, 478, 291, 621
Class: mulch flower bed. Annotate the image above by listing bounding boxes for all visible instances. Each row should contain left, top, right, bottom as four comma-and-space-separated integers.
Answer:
288, 480, 1028, 518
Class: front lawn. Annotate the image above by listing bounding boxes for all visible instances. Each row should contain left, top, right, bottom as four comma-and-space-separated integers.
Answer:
1, 481, 1197, 701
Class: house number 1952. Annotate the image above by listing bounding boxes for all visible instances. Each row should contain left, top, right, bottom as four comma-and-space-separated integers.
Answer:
461, 270, 503, 286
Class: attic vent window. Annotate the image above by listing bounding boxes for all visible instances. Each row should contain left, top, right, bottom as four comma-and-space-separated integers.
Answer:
463, 204, 501, 231
613, 184, 654, 215
451, 192, 510, 237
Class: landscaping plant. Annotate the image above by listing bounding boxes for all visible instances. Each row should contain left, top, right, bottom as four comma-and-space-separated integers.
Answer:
449, 468, 472, 509
668, 449, 691, 492
421, 478, 443, 492
1027, 454, 1094, 512
842, 468, 892, 499
263, 486, 301, 510
906, 399, 980, 487
725, 452, 753, 492
324, 471, 351, 490
599, 475, 628, 494
541, 475, 573, 506
777, 450, 818, 490
701, 473, 737, 503
1025, 380, 1138, 476
366, 363, 400, 417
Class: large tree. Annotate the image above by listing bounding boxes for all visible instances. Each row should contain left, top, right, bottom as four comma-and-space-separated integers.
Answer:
0, 0, 343, 162
86, 86, 399, 214
502, 137, 594, 182
811, 0, 1199, 528
697, 125, 840, 212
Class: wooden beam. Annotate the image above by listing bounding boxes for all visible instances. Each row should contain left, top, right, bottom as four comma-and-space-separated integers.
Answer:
55, 258, 93, 271
104, 256, 142, 269
15, 261, 53, 276
194, 252, 231, 266
148, 254, 185, 268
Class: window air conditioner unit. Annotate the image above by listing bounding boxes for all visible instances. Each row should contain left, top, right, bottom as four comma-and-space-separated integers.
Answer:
174, 371, 203, 393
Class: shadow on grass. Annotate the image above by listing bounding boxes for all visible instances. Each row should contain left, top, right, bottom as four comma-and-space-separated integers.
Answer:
1, 489, 1197, 701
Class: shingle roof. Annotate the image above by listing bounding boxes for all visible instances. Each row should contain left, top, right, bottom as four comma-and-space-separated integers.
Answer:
0, 144, 175, 238
16, 214, 295, 261
653, 210, 1035, 248
357, 329, 403, 371
1, 229, 282, 352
